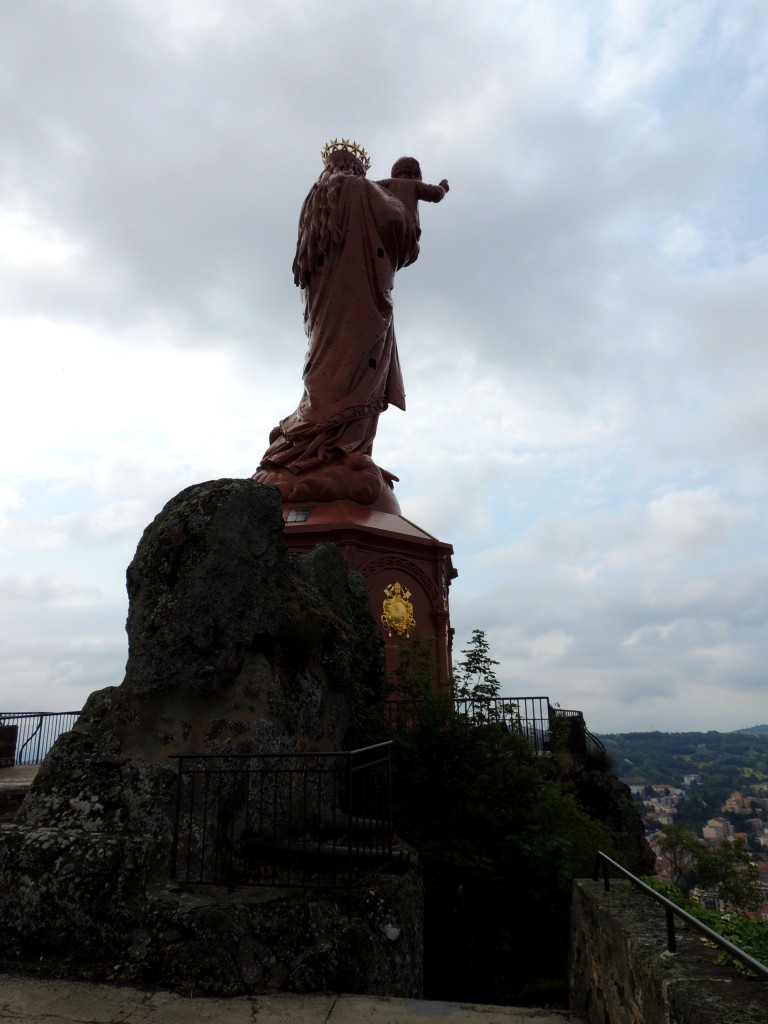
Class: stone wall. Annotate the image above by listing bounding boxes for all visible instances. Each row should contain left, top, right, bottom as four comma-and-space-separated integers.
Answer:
569, 878, 767, 1023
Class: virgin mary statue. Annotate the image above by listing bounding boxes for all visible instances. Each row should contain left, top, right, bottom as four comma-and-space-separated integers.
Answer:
253, 142, 421, 510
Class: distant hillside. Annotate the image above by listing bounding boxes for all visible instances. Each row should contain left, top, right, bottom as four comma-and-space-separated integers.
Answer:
734, 724, 768, 737
596, 729, 768, 789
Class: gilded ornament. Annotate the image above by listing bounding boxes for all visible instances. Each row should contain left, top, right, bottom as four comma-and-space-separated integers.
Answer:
321, 137, 371, 171
381, 581, 416, 638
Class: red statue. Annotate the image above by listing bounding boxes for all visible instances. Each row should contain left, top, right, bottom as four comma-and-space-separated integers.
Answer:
253, 140, 449, 510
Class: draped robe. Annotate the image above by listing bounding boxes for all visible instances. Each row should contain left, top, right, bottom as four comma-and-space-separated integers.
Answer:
258, 174, 419, 477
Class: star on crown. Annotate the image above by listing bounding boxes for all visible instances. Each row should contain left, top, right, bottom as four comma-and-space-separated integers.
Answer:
321, 138, 371, 171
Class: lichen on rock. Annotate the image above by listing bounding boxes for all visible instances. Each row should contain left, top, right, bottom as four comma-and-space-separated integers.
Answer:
0, 479, 421, 996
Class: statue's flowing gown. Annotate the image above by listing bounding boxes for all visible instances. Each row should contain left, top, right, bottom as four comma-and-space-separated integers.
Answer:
258, 175, 419, 476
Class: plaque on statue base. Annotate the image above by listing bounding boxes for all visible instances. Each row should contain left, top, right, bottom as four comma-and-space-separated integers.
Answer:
282, 500, 457, 691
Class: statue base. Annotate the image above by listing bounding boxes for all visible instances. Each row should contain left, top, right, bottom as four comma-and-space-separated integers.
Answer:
282, 499, 457, 691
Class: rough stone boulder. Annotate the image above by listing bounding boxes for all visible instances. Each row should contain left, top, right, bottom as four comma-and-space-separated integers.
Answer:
18, 480, 383, 838
0, 479, 423, 997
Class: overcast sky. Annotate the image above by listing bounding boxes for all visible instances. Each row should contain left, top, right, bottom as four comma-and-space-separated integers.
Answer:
1, 0, 766, 733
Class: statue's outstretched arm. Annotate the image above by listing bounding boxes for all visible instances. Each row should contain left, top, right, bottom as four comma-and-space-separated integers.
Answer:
417, 181, 449, 203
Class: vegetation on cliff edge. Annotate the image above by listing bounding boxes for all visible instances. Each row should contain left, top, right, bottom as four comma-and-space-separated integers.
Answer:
377, 632, 647, 1006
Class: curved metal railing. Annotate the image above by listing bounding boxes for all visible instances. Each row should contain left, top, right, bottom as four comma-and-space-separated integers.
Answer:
0, 711, 80, 765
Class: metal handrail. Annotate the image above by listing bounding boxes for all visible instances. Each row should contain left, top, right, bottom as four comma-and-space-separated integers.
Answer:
550, 707, 607, 758
0, 711, 81, 765
386, 696, 604, 760
169, 742, 396, 889
455, 695, 551, 751
168, 741, 393, 762
593, 851, 768, 981
386, 696, 551, 751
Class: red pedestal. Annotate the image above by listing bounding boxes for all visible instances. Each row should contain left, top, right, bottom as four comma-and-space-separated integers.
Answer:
282, 500, 457, 691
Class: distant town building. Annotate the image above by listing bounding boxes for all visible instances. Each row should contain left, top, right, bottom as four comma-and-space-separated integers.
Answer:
722, 792, 750, 814
702, 817, 735, 843
690, 886, 721, 912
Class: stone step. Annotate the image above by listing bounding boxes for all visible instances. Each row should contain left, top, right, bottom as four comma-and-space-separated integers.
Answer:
0, 764, 39, 788
0, 976, 586, 1023
0, 764, 39, 821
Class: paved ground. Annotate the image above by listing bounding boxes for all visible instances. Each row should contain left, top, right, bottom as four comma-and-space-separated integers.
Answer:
0, 765, 38, 820
0, 766, 39, 793
0, 975, 584, 1024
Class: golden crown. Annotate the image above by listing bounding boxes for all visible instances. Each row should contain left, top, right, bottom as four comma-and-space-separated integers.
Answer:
321, 138, 371, 171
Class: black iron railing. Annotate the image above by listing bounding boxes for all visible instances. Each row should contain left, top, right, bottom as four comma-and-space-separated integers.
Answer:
385, 696, 605, 760
456, 695, 551, 751
385, 696, 549, 747
0, 711, 80, 766
550, 706, 606, 759
593, 851, 768, 981
170, 741, 405, 889
1, 700, 604, 767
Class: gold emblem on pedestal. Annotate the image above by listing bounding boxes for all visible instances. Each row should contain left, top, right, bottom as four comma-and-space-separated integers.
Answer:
381, 581, 416, 638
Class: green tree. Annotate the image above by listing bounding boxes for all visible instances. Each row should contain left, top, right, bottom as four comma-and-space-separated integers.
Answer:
659, 828, 764, 913
452, 629, 504, 725
658, 827, 699, 890
453, 628, 500, 702
697, 839, 764, 914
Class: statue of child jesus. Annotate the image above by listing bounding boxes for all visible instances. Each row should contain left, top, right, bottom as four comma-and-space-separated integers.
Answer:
376, 156, 449, 243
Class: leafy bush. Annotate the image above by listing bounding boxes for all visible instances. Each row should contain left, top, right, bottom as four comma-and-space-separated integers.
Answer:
658, 827, 763, 912
385, 634, 619, 1006
643, 875, 768, 976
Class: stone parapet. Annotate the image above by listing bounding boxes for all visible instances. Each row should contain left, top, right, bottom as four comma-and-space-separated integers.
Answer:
569, 878, 767, 1023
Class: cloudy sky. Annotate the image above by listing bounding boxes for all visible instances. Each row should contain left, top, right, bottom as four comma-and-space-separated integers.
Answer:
1, 0, 766, 733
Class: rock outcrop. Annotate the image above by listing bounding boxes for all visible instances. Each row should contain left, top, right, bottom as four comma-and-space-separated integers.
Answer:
567, 764, 655, 875
0, 480, 423, 996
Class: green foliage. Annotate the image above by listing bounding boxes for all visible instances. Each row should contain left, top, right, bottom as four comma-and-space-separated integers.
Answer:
392, 719, 615, 1004
708, 915, 768, 976
387, 635, 621, 1006
600, 730, 768, 790
643, 875, 768, 976
738, 724, 768, 738
696, 839, 764, 913
452, 629, 501, 703
658, 828, 764, 912
579, 743, 615, 774
658, 827, 699, 888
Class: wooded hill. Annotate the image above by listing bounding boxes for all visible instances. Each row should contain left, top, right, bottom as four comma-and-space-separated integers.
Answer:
598, 728, 768, 786
597, 729, 768, 834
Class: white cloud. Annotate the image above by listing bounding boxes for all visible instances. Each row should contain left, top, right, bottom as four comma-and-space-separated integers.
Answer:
646, 487, 749, 554
661, 219, 705, 261
1, 0, 767, 734
0, 208, 83, 270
